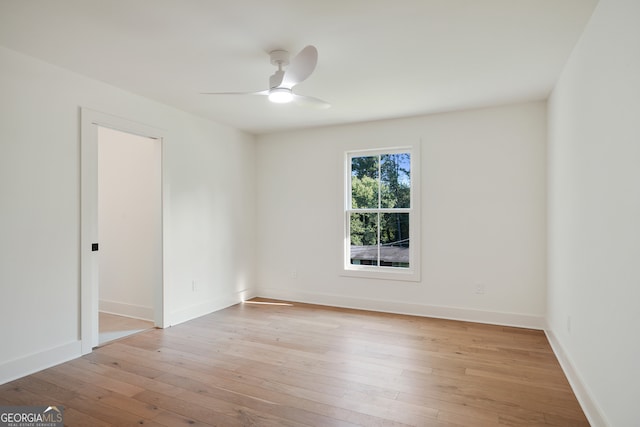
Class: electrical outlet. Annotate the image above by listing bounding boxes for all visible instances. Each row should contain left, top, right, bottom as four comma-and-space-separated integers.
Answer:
291, 270, 298, 279
475, 284, 485, 295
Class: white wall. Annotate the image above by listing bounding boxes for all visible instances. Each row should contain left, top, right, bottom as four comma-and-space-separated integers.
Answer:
98, 127, 161, 321
256, 101, 547, 328
0, 46, 256, 383
547, 0, 640, 425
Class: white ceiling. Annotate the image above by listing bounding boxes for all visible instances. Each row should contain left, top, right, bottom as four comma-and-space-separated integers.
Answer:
0, 0, 598, 135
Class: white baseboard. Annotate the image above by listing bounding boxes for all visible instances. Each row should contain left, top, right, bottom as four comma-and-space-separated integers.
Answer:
99, 299, 154, 321
544, 328, 609, 427
166, 290, 256, 327
257, 288, 545, 330
0, 341, 81, 385
0, 290, 257, 385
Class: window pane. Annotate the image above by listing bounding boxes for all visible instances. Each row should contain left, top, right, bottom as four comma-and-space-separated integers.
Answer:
380, 213, 410, 268
351, 155, 379, 209
350, 212, 378, 266
380, 153, 411, 209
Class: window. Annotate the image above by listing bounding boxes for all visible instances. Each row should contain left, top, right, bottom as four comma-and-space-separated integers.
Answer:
344, 146, 420, 281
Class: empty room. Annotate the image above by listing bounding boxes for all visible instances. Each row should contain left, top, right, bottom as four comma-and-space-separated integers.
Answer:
0, 0, 638, 426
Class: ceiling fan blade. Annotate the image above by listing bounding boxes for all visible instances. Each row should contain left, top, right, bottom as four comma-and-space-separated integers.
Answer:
270, 70, 285, 89
292, 93, 331, 109
201, 90, 268, 96
281, 45, 318, 89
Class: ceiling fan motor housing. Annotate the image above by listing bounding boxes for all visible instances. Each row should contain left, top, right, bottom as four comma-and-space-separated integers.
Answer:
269, 50, 290, 67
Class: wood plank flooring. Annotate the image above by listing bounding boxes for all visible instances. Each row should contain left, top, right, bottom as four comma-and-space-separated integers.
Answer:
0, 298, 589, 426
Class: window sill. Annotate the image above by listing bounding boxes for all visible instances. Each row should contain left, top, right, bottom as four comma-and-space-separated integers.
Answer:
342, 266, 420, 282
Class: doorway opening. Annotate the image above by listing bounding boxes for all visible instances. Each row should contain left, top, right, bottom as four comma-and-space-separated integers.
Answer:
96, 126, 161, 345
80, 109, 164, 353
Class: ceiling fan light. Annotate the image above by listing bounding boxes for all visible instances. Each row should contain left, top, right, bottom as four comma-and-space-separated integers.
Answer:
268, 87, 293, 103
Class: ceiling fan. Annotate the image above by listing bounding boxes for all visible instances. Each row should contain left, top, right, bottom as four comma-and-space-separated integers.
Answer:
202, 45, 330, 109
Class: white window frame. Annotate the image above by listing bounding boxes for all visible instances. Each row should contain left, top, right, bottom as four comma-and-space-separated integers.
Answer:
343, 144, 421, 282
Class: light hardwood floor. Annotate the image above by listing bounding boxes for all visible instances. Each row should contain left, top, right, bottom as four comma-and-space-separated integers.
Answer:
0, 299, 589, 426
99, 312, 155, 346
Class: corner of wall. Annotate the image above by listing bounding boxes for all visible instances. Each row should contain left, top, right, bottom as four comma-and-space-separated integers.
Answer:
544, 327, 610, 427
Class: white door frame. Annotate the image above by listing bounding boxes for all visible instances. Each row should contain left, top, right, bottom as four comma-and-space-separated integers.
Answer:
80, 108, 165, 354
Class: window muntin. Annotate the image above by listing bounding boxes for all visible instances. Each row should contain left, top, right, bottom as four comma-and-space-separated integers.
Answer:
346, 149, 416, 277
